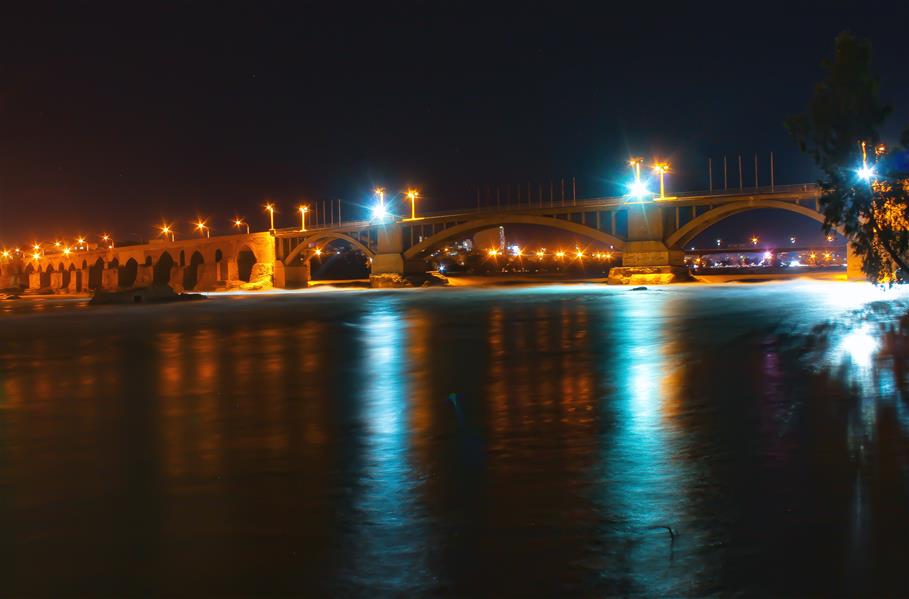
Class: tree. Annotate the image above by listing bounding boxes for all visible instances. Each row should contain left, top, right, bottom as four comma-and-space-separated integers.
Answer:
787, 32, 909, 283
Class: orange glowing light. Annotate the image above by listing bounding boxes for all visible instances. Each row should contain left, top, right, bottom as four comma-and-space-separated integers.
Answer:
555, 250, 565, 259
487, 248, 500, 257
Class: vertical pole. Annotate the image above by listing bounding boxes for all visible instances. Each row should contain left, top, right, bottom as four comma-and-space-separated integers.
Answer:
550, 181, 554, 207
528, 182, 531, 207
708, 158, 713, 192
330, 199, 334, 226
323, 200, 327, 226
338, 199, 342, 225
560, 178, 565, 207
539, 182, 543, 208
738, 155, 743, 191
572, 177, 576, 205
754, 153, 758, 189
497, 186, 500, 208
477, 186, 480, 209
723, 155, 728, 190
770, 152, 775, 192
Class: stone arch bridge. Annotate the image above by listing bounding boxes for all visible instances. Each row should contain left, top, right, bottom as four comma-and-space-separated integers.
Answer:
0, 184, 863, 291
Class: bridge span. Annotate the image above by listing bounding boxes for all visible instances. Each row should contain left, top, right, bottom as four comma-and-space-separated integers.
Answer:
0, 183, 864, 291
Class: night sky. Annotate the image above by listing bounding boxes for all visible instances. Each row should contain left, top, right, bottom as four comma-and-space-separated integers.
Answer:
2, 2, 907, 247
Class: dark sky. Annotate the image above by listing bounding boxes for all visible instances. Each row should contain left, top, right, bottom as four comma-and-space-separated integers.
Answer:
1, 2, 907, 247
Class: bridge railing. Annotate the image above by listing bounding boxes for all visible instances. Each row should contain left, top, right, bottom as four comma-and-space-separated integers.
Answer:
273, 183, 822, 233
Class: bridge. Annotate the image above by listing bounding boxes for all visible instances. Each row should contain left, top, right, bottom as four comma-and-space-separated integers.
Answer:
0, 183, 864, 291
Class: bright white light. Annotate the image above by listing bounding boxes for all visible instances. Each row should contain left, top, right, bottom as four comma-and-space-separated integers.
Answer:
627, 180, 650, 198
763, 251, 773, 261
857, 165, 876, 181
371, 202, 389, 221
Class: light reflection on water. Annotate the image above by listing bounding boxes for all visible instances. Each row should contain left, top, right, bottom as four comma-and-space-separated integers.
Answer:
1, 281, 909, 595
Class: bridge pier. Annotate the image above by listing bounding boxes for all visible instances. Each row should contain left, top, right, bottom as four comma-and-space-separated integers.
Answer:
49, 272, 63, 290
609, 203, 689, 284
135, 265, 154, 288
28, 272, 41, 290
101, 267, 119, 291
274, 261, 310, 288
169, 266, 184, 292
846, 244, 865, 281
371, 224, 425, 275
196, 263, 219, 290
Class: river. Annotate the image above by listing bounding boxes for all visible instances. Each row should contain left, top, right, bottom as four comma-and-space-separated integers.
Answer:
1, 281, 908, 596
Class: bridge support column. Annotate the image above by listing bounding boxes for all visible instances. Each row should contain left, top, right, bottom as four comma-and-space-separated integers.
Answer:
224, 258, 239, 282
196, 263, 219, 290
846, 243, 865, 281
28, 272, 41, 290
169, 266, 185, 292
101, 267, 119, 291
274, 261, 310, 289
135, 265, 154, 288
49, 272, 63, 290
370, 224, 425, 275
67, 271, 81, 293
609, 203, 690, 284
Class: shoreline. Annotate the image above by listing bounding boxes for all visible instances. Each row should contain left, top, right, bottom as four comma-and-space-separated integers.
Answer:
2, 271, 855, 301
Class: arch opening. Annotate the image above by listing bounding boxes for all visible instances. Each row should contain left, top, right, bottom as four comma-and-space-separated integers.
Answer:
88, 258, 105, 290
283, 232, 374, 266
309, 238, 370, 281
154, 252, 174, 286
666, 200, 842, 251
402, 214, 626, 261
183, 251, 204, 290
237, 247, 256, 282
120, 258, 138, 288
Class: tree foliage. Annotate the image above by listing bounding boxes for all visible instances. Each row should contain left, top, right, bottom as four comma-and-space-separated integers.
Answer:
787, 32, 909, 283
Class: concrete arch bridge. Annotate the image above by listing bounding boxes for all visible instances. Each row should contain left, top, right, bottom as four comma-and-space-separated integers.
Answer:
0, 184, 864, 291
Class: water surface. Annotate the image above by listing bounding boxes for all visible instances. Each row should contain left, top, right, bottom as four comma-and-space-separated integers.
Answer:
2, 282, 908, 596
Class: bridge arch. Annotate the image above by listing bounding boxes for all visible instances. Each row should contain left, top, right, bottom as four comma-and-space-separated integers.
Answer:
154, 251, 174, 286
665, 200, 845, 250
183, 251, 204, 290
236, 245, 257, 282
88, 258, 105, 290
402, 213, 626, 261
283, 232, 375, 265
120, 257, 138, 288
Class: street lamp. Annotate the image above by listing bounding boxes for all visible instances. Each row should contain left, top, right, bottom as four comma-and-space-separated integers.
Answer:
406, 189, 419, 220
298, 205, 309, 232
76, 237, 86, 249
233, 218, 250, 234
265, 202, 276, 232
101, 233, 113, 248
652, 162, 670, 199
194, 219, 210, 238
159, 225, 174, 242
372, 187, 389, 221
751, 236, 759, 246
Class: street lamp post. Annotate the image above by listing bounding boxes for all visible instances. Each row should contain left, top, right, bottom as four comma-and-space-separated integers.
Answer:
629, 157, 643, 184
195, 220, 210, 238
406, 189, 419, 220
299, 205, 309, 232
652, 162, 670, 199
265, 203, 276, 232
233, 218, 249, 235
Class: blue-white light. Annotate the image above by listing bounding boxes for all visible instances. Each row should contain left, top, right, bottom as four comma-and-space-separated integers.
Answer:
627, 180, 651, 199
857, 165, 876, 181
371, 202, 389, 222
